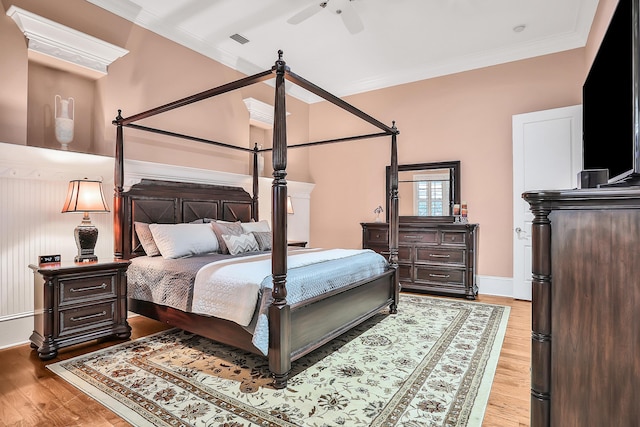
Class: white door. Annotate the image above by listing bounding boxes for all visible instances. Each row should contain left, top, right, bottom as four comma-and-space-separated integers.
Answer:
512, 105, 582, 300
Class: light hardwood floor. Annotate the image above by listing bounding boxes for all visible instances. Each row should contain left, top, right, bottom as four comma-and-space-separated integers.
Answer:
0, 294, 531, 426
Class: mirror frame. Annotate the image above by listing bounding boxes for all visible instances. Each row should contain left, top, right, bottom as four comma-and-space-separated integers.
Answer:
386, 160, 461, 223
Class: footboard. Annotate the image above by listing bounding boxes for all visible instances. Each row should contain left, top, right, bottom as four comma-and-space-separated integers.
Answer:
289, 269, 395, 360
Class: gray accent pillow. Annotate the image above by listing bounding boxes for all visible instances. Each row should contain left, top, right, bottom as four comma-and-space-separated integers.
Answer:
210, 221, 243, 254
221, 233, 259, 255
252, 231, 272, 251
134, 222, 161, 256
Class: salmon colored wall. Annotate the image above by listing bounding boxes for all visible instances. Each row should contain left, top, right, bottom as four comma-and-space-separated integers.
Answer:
308, 49, 585, 278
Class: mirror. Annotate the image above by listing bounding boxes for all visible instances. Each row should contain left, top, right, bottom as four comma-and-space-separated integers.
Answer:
386, 161, 460, 223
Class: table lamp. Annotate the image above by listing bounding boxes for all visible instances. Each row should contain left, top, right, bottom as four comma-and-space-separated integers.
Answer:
61, 178, 109, 262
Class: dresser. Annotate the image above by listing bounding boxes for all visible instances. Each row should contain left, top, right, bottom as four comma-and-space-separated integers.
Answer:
523, 187, 640, 427
29, 260, 131, 360
361, 222, 478, 299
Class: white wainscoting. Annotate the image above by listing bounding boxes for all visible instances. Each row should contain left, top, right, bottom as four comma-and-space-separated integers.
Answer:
0, 143, 114, 349
0, 143, 314, 350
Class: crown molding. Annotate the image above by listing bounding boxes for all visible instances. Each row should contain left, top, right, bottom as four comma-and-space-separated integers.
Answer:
6, 6, 128, 79
243, 97, 290, 129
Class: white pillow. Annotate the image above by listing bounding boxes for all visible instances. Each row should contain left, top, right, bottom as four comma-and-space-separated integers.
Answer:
222, 233, 259, 255
148, 223, 219, 259
240, 220, 270, 233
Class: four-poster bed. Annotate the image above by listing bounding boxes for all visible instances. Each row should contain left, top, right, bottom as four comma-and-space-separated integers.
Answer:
112, 51, 400, 388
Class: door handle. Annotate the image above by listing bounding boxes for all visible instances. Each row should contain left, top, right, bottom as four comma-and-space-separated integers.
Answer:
515, 227, 528, 238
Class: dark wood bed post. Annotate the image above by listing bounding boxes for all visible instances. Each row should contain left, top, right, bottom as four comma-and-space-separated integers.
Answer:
389, 122, 399, 313
269, 50, 291, 389
114, 109, 125, 260
252, 143, 259, 221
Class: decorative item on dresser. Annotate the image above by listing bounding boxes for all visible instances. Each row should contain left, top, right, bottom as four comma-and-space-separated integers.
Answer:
29, 260, 131, 360
362, 221, 478, 299
523, 187, 640, 427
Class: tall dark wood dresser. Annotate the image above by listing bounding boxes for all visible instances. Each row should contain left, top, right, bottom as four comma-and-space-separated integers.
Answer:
523, 187, 640, 427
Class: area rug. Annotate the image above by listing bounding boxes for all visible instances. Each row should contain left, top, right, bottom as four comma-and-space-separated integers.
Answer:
48, 294, 509, 427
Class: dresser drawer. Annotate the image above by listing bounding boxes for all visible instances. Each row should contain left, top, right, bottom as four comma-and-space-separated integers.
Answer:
415, 266, 465, 286
440, 231, 466, 245
398, 264, 412, 282
59, 301, 116, 337
399, 230, 437, 244
415, 247, 465, 265
59, 273, 117, 306
364, 227, 388, 244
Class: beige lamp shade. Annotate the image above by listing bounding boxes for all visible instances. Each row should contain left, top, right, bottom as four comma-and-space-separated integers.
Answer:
287, 196, 294, 214
61, 179, 109, 262
61, 179, 109, 213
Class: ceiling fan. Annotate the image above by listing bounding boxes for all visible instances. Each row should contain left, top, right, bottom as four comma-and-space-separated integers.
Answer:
287, 0, 364, 35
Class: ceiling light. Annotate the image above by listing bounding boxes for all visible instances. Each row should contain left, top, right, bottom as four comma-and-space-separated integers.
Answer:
513, 25, 526, 33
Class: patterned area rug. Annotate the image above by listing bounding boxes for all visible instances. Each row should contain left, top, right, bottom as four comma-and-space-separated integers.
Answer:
49, 294, 509, 426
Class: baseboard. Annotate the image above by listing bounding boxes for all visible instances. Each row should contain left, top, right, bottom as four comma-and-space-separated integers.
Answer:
477, 275, 514, 298
0, 314, 32, 350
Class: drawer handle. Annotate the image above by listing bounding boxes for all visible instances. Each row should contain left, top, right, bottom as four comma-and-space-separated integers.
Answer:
70, 283, 107, 292
429, 273, 450, 278
404, 235, 423, 239
429, 254, 450, 258
70, 311, 106, 322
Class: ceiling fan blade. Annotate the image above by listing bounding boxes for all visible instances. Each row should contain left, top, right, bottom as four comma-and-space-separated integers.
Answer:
340, 3, 364, 34
287, 2, 327, 25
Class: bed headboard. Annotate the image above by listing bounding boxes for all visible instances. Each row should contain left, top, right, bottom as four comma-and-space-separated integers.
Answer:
117, 179, 253, 259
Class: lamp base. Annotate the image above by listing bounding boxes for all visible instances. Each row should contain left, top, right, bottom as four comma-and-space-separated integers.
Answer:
74, 224, 99, 263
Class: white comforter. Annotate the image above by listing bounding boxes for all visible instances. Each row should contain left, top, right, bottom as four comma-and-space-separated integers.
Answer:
191, 248, 377, 326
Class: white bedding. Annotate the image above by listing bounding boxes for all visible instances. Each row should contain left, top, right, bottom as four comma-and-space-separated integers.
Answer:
191, 248, 377, 326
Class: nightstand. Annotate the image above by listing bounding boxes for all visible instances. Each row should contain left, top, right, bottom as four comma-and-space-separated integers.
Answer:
29, 260, 131, 360
287, 240, 307, 248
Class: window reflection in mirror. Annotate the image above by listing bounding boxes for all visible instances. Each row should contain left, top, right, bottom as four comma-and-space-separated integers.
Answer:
399, 169, 451, 216
387, 161, 460, 223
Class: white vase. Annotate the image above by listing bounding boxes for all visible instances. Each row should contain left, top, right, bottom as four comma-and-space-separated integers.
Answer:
55, 96, 74, 150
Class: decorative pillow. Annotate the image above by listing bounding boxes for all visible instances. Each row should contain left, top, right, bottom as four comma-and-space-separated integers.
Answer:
134, 222, 161, 256
252, 231, 272, 251
190, 218, 215, 224
148, 223, 219, 259
210, 221, 244, 254
241, 220, 271, 233
222, 233, 259, 255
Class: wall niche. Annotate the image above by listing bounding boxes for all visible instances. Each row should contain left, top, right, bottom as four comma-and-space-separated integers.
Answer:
27, 63, 96, 153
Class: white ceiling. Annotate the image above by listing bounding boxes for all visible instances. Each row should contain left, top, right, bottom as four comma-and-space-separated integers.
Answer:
87, 0, 600, 103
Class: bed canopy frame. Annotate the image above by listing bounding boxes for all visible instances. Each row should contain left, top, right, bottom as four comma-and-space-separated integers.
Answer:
112, 51, 400, 388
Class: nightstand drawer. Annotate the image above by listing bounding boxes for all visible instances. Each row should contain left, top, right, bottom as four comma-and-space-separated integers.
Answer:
59, 301, 116, 337
59, 273, 117, 305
